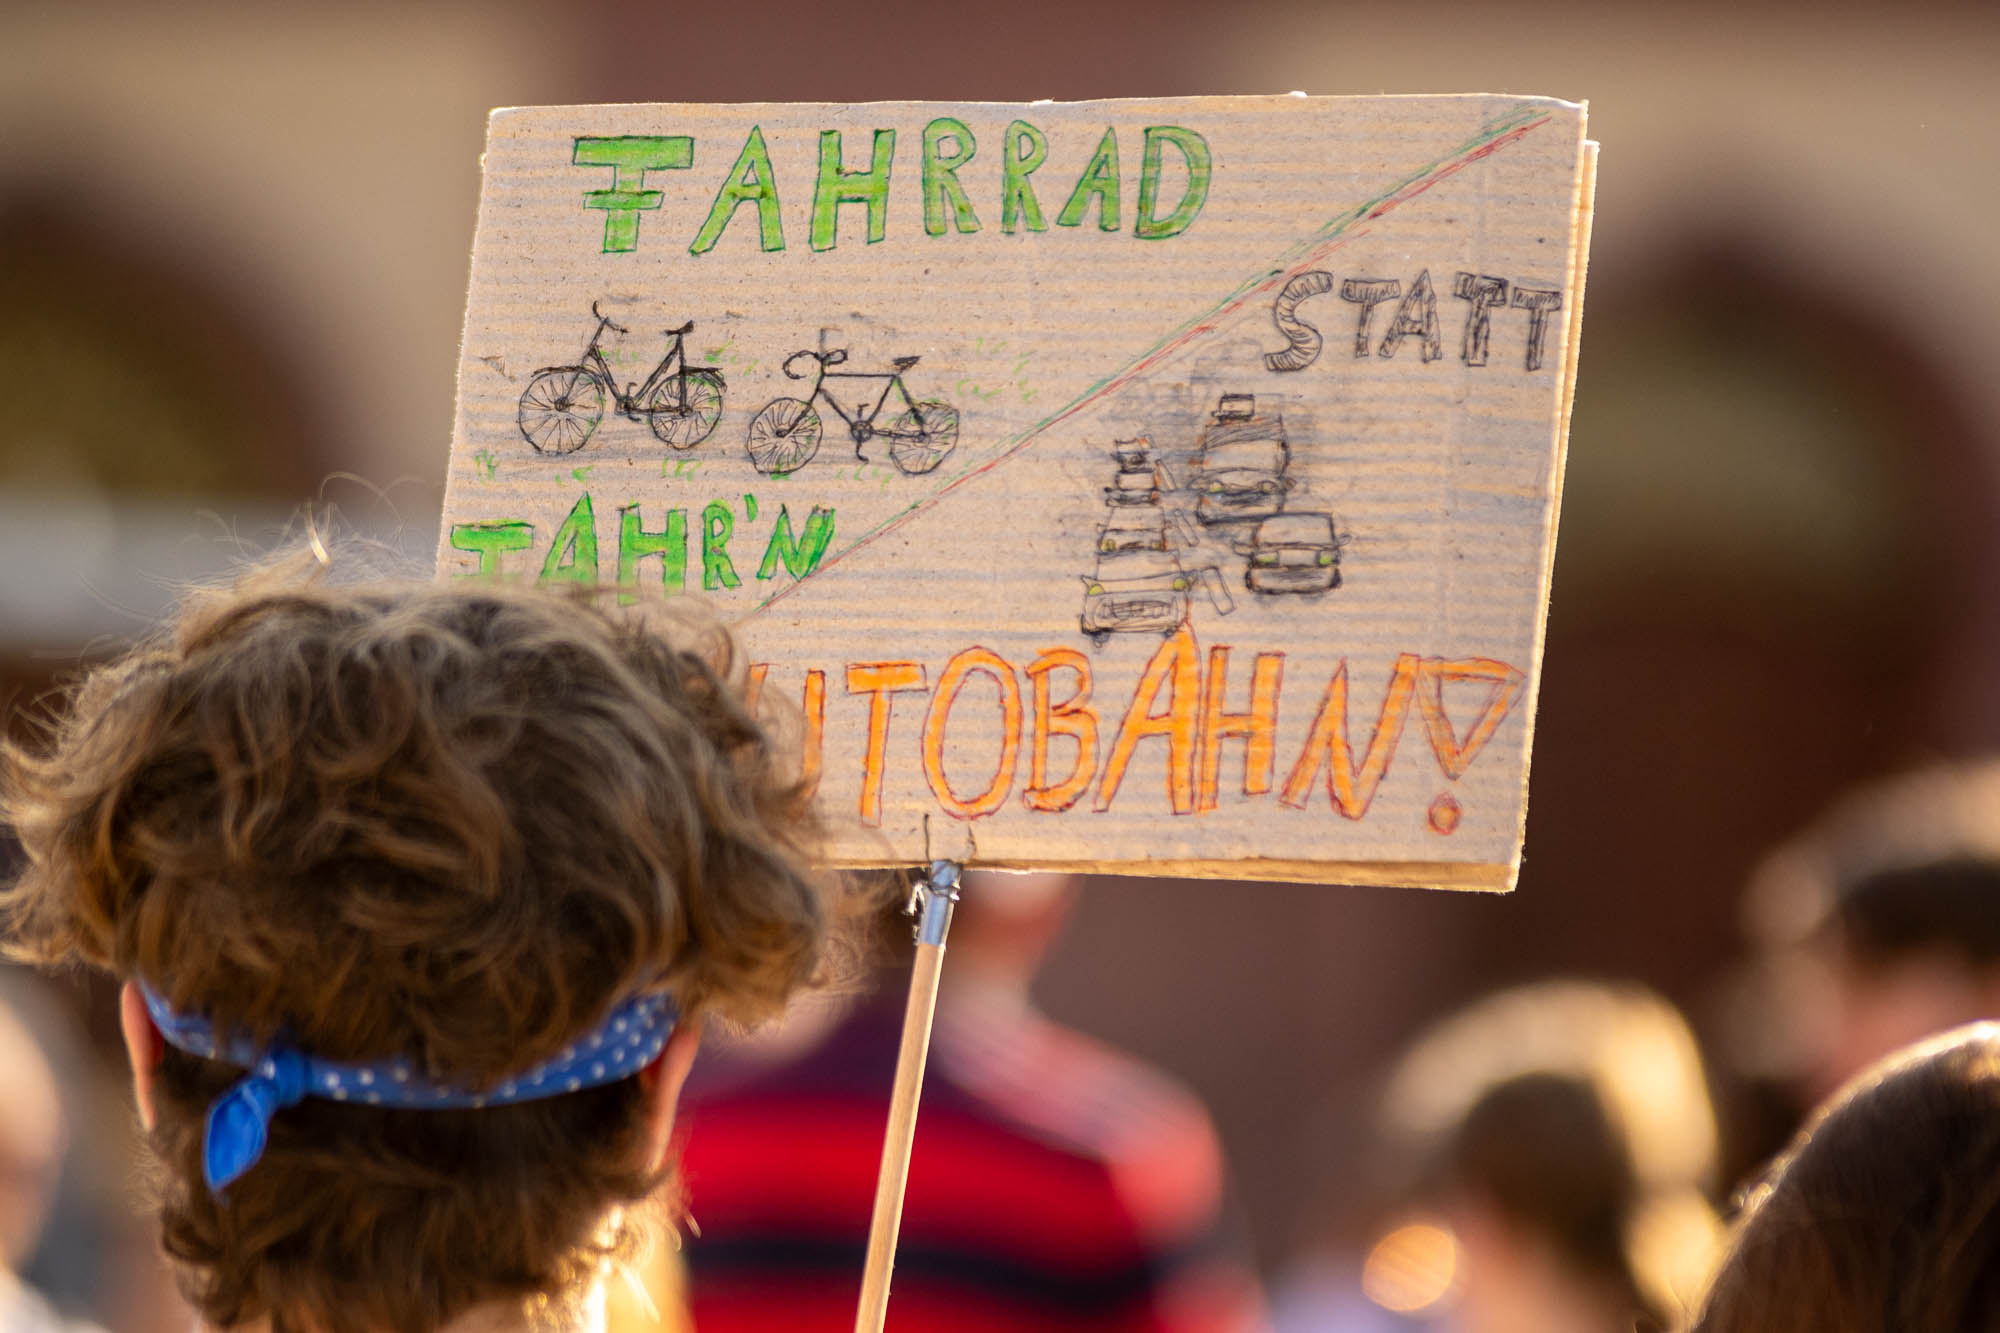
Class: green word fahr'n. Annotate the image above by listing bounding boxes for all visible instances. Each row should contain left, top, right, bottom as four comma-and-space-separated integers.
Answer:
449, 494, 835, 600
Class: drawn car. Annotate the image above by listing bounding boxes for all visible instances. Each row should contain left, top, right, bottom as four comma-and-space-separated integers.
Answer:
1245, 512, 1341, 594
1192, 394, 1292, 527
1080, 548, 1191, 644
1097, 508, 1171, 555
1104, 468, 1161, 506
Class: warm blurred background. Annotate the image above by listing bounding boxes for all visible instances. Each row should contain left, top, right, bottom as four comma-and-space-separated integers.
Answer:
4, 2, 1999, 1329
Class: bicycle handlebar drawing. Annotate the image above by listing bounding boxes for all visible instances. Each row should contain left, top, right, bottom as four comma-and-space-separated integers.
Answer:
745, 347, 959, 477
517, 306, 724, 454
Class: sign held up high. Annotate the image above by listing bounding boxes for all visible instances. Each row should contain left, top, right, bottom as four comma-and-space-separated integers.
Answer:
439, 96, 1598, 890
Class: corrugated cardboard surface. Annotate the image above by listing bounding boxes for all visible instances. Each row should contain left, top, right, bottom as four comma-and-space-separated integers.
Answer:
439, 96, 1594, 889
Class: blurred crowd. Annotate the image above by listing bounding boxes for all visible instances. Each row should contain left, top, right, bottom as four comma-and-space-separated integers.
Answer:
617, 760, 2000, 1332
6, 759, 2000, 1329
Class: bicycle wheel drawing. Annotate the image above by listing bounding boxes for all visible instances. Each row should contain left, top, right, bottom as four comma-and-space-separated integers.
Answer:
518, 368, 605, 455
646, 369, 724, 449
886, 401, 959, 475
746, 398, 823, 475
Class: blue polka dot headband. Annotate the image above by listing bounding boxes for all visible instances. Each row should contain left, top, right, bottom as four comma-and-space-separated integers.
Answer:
138, 981, 679, 1194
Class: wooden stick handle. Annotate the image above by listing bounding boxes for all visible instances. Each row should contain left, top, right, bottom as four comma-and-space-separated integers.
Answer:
853, 869, 958, 1333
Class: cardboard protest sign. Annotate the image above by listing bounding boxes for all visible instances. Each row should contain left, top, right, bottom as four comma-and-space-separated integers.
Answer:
439, 96, 1595, 890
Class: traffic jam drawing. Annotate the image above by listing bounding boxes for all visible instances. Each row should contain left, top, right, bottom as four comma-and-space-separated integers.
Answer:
1078, 393, 1344, 646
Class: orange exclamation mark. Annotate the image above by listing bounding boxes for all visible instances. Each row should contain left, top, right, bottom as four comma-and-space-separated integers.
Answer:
1413, 658, 1526, 836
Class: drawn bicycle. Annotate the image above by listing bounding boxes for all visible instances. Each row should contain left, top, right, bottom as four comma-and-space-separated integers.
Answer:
518, 303, 724, 454
744, 348, 959, 476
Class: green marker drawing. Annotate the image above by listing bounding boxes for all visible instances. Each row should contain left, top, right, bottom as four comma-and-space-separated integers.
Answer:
573, 135, 693, 253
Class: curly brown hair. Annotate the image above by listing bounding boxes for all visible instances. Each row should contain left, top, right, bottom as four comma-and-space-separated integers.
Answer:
1, 560, 835, 1332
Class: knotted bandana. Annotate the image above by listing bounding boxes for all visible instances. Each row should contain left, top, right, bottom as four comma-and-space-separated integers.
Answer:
138, 981, 679, 1193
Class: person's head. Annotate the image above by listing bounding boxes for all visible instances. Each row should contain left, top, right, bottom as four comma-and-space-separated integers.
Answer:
1360, 981, 1721, 1333
946, 870, 1079, 990
1, 563, 833, 1332
1743, 762, 2000, 1099
1692, 1022, 2000, 1333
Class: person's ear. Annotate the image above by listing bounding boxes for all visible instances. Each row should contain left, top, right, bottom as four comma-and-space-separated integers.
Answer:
119, 980, 165, 1131
637, 1019, 702, 1171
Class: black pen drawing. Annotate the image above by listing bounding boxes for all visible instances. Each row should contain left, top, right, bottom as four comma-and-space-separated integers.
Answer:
1079, 435, 1234, 646
746, 347, 959, 477
518, 303, 724, 454
1076, 395, 1345, 645
1189, 393, 1292, 534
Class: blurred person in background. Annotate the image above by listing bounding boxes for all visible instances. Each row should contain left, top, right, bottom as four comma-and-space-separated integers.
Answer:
1732, 761, 2000, 1112
0, 980, 98, 1333
1691, 1021, 2000, 1333
1274, 981, 1721, 1333
677, 869, 1267, 1332
3, 843, 195, 1333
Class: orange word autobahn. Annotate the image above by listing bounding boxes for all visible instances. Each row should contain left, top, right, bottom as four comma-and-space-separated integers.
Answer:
745, 633, 1525, 830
